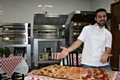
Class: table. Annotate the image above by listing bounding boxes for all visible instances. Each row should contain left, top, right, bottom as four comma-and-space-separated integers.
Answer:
0, 56, 29, 78
3, 44, 31, 67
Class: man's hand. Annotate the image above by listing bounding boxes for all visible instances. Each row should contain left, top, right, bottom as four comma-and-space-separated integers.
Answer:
100, 54, 112, 63
58, 39, 83, 60
58, 46, 70, 60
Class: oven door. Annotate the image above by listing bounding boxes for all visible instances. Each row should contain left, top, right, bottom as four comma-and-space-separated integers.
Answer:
34, 25, 62, 38
2, 25, 26, 33
2, 34, 26, 44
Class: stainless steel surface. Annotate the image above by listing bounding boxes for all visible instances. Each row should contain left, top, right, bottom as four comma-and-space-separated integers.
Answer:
3, 44, 31, 67
2, 26, 26, 33
34, 25, 63, 38
34, 25, 62, 30
34, 14, 68, 25
33, 14, 67, 66
2, 34, 26, 43
33, 38, 65, 66
33, 14, 67, 39
1, 23, 31, 44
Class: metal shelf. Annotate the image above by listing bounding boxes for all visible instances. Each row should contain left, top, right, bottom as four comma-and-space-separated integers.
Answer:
33, 38, 65, 67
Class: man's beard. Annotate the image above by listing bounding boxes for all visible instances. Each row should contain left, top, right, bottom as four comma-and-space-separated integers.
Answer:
97, 20, 107, 26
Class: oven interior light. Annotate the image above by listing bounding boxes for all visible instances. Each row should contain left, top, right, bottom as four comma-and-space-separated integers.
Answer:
4, 37, 10, 40
62, 25, 65, 28
74, 23, 77, 26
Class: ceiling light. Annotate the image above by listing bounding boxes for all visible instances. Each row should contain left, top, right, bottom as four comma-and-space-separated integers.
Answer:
0, 10, 4, 14
38, 5, 53, 8
44, 5, 53, 8
75, 10, 81, 14
38, 5, 42, 7
0, 10, 3, 13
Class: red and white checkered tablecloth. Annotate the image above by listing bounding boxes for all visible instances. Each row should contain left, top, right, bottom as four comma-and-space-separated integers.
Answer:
113, 72, 120, 80
0, 56, 23, 77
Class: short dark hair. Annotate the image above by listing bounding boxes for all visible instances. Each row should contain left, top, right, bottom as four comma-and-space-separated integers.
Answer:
95, 8, 107, 17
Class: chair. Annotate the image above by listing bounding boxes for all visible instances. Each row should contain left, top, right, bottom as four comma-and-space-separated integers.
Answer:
12, 72, 24, 80
0, 72, 24, 80
13, 47, 25, 80
61, 51, 82, 67
14, 47, 26, 57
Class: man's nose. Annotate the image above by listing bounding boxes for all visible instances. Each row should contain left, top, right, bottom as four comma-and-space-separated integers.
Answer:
101, 17, 105, 20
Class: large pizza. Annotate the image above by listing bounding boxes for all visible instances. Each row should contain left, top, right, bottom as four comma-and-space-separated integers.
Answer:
32, 64, 110, 80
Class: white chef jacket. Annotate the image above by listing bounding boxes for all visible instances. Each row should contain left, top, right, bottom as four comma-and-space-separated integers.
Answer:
77, 23, 112, 66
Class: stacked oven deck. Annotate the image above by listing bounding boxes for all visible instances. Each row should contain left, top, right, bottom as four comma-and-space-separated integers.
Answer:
33, 25, 64, 39
2, 23, 31, 44
33, 14, 68, 67
1, 23, 32, 67
33, 14, 68, 39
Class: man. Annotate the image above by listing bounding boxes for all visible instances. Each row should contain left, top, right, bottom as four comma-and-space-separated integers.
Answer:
59, 8, 112, 70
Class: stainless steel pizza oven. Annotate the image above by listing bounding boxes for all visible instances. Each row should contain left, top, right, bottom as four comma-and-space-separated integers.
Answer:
2, 23, 31, 44
33, 14, 68, 39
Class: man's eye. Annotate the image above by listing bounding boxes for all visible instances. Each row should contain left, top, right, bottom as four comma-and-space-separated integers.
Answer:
103, 16, 107, 18
98, 16, 102, 18
98, 16, 106, 18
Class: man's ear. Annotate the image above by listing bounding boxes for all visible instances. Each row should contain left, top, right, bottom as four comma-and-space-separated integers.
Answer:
94, 17, 96, 21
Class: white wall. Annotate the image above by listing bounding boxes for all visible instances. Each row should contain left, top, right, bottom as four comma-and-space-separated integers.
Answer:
0, 0, 91, 23
91, 0, 119, 13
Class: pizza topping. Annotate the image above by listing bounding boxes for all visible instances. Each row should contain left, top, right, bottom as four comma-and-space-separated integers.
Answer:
32, 64, 110, 80
48, 70, 52, 73
55, 69, 57, 71
44, 69, 47, 71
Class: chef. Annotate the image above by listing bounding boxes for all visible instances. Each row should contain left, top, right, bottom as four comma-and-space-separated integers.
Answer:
59, 8, 112, 71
